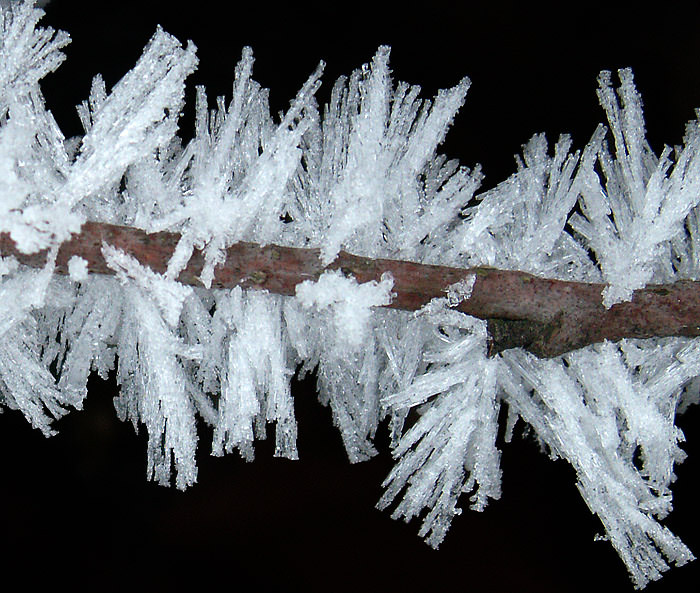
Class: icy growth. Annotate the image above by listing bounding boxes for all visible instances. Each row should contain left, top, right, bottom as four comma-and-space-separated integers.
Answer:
296, 269, 394, 347
444, 275, 476, 306
2, 4, 700, 587
570, 69, 700, 306
453, 132, 600, 281
103, 243, 193, 328
0, 13, 196, 254
0, 246, 55, 337
379, 309, 502, 547
0, 89, 84, 253
207, 287, 298, 460
0, 1, 69, 115
102, 243, 203, 488
61, 27, 197, 214
293, 271, 395, 463
0, 251, 75, 435
56, 275, 121, 406
117, 283, 199, 489
164, 47, 324, 287
101, 252, 199, 489
292, 45, 479, 265
0, 319, 70, 435
67, 255, 88, 282
0, 254, 18, 277
500, 348, 694, 588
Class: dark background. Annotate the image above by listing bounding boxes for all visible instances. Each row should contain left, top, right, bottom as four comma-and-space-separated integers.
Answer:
2, 1, 699, 591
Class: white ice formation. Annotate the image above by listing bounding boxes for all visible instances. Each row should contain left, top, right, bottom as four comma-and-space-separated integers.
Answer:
1, 2, 699, 588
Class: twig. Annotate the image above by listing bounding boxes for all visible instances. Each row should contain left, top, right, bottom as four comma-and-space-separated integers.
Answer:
2, 221, 700, 357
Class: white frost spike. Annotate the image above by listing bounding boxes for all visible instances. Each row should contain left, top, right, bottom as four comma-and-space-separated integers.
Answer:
296, 269, 394, 348
0, 244, 56, 337
115, 284, 199, 490
379, 355, 501, 548
58, 276, 121, 407
567, 342, 687, 496
455, 133, 598, 282
500, 350, 694, 589
58, 26, 197, 210
0, 321, 70, 436
570, 69, 700, 306
168, 48, 324, 287
102, 242, 192, 328
0, 114, 33, 235
75, 74, 107, 135
315, 336, 383, 463
0, 1, 70, 114
0, 248, 71, 434
211, 287, 297, 460
315, 45, 474, 264
0, 96, 84, 253
379, 305, 499, 547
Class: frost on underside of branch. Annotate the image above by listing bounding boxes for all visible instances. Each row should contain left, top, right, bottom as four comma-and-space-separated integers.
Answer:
378, 306, 502, 548
499, 346, 696, 589
3, 1, 700, 588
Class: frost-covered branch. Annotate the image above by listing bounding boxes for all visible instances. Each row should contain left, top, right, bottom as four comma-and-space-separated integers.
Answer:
3, 3, 700, 588
3, 220, 700, 358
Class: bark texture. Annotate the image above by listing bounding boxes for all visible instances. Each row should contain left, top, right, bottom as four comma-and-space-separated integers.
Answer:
3, 221, 700, 357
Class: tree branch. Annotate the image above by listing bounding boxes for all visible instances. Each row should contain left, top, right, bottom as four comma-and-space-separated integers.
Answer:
2, 221, 700, 358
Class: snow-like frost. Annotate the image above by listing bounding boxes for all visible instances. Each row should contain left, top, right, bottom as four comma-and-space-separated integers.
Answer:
163, 47, 324, 287
209, 288, 297, 460
296, 269, 394, 348
103, 242, 193, 328
62, 27, 198, 216
292, 45, 479, 266
67, 255, 88, 282
56, 275, 121, 406
379, 308, 502, 548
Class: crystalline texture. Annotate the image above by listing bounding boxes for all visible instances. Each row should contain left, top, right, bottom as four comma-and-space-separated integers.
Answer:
500, 348, 694, 588
0, 1, 69, 115
165, 48, 324, 287
210, 287, 298, 461
104, 244, 200, 489
296, 269, 394, 348
60, 27, 198, 215
2, 6, 700, 587
294, 46, 478, 266
569, 69, 700, 306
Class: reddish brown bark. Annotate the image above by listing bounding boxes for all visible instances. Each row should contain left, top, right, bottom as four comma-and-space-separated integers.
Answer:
2, 221, 700, 358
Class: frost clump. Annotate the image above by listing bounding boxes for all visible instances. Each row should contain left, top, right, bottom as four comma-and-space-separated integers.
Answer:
296, 270, 394, 348
3, 2, 700, 589
67, 255, 88, 282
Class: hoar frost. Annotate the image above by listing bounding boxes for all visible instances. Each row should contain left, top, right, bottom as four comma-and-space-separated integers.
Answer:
1, 1, 700, 588
296, 270, 394, 348
67, 255, 88, 282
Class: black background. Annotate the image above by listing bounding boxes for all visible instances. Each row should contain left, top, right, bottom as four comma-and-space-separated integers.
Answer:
2, 1, 699, 591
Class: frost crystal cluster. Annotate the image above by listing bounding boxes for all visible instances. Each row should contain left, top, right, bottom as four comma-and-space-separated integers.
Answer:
1, 3, 700, 588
